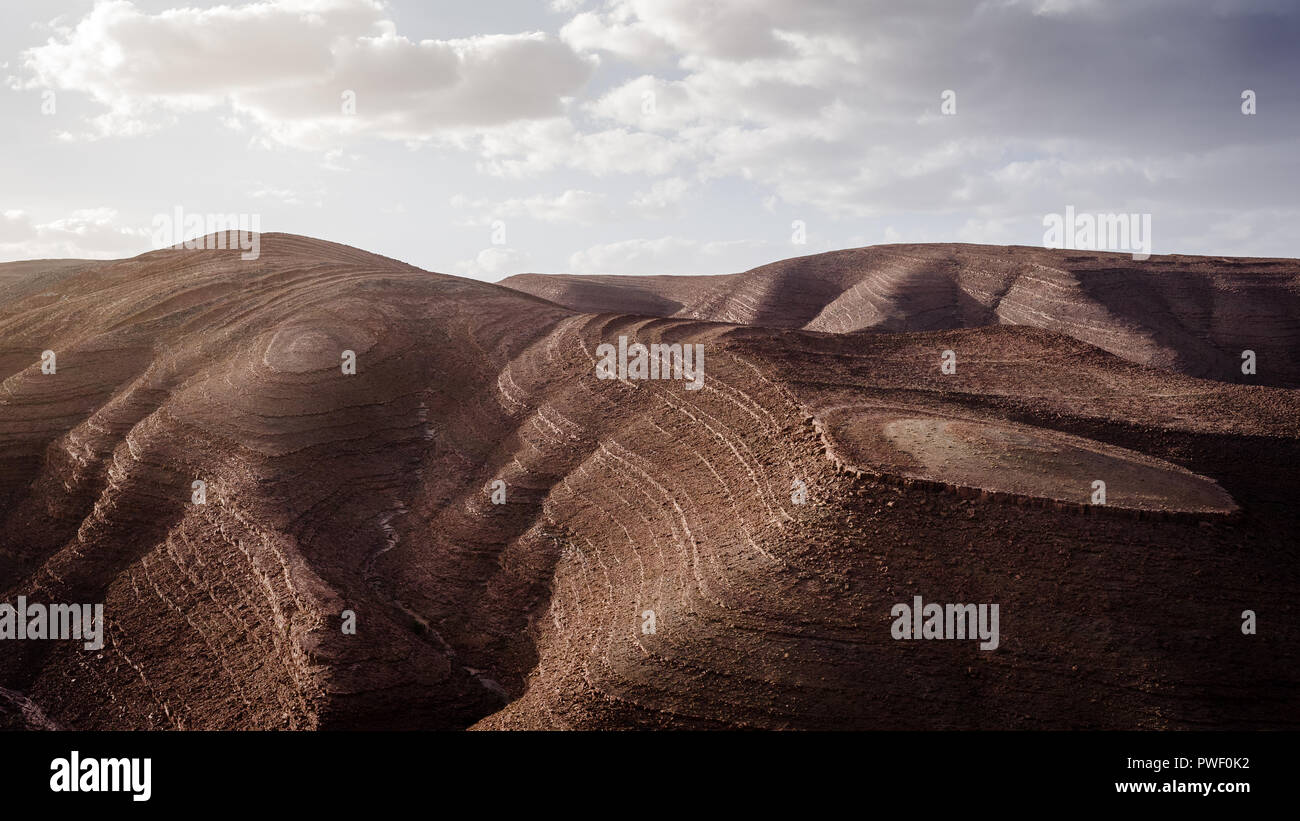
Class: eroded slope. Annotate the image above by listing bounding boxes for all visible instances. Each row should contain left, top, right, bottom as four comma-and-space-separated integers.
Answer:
503, 244, 1300, 387
1, 236, 1297, 730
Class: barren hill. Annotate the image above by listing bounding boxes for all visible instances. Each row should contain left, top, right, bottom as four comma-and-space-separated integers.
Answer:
502, 244, 1300, 387
1, 235, 1297, 730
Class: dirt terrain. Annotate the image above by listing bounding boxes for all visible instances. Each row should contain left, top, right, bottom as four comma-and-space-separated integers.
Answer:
504, 244, 1300, 387
1, 235, 1296, 730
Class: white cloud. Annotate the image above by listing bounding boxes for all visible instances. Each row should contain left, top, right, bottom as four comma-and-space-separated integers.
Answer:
451, 190, 609, 225
567, 234, 776, 275
473, 118, 691, 177
0, 209, 150, 261
5, 0, 1298, 272
561, 11, 676, 65
250, 184, 324, 207
449, 181, 687, 230
16, 0, 595, 144
455, 246, 532, 278
586, 74, 698, 131
629, 177, 691, 217
562, 0, 799, 64
552, 0, 1300, 247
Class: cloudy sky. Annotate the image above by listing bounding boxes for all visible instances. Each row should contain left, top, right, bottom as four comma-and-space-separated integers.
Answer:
2, 0, 1297, 277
